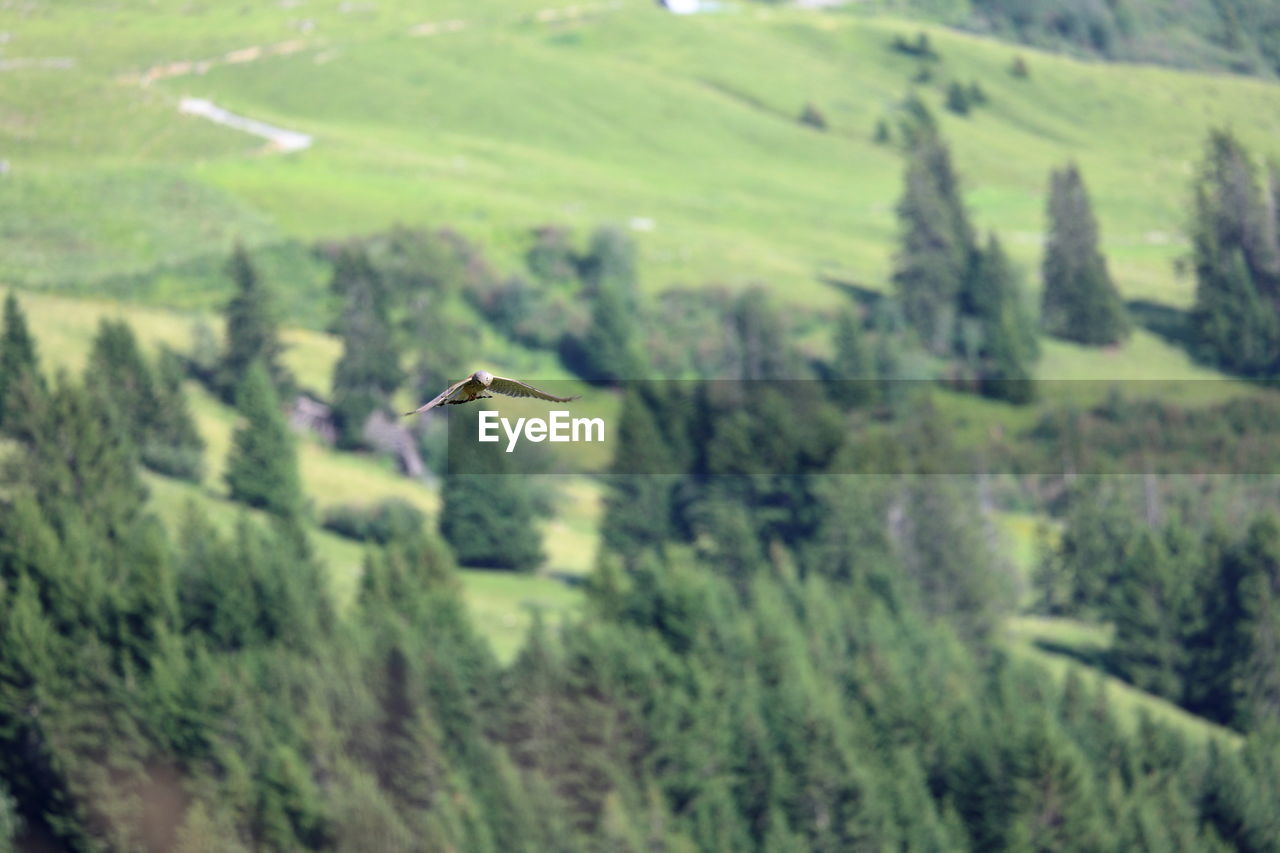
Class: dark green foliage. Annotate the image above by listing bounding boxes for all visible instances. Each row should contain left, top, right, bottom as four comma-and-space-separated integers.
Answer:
600, 387, 679, 557
0, 291, 40, 430
828, 307, 877, 407
176, 507, 331, 653
1107, 526, 1198, 700
321, 498, 425, 544
873, 118, 891, 145
87, 321, 205, 481
945, 81, 971, 115
0, 779, 19, 853
220, 243, 293, 400
1041, 163, 1130, 345
225, 361, 305, 521
798, 101, 827, 130
149, 349, 206, 480
892, 98, 976, 354
574, 226, 646, 382
1191, 129, 1280, 376
329, 246, 404, 448
440, 412, 545, 571
963, 234, 1038, 402
891, 31, 939, 60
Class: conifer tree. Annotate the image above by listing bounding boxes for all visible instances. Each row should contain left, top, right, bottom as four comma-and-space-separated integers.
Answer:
601, 387, 678, 558
85, 319, 204, 479
1233, 515, 1280, 728
829, 307, 877, 408
1107, 529, 1195, 702
225, 361, 304, 521
892, 99, 977, 354
220, 243, 292, 400
439, 410, 544, 571
965, 234, 1038, 402
1041, 163, 1130, 345
329, 246, 404, 448
578, 227, 645, 383
147, 349, 206, 482
0, 291, 40, 429
1191, 129, 1280, 375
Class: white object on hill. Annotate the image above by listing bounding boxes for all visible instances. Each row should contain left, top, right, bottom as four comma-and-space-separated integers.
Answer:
178, 97, 312, 153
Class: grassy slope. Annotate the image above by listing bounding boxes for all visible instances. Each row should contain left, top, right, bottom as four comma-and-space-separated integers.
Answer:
3, 2, 1280, 321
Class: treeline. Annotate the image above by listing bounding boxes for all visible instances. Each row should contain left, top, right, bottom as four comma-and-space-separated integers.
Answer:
880, 0, 1280, 78
4, 314, 1280, 849
1035, 477, 1280, 732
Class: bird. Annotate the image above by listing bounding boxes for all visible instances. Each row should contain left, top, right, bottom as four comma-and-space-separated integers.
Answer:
405, 370, 579, 416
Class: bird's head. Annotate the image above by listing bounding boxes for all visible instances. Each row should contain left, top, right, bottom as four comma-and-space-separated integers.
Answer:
474, 370, 494, 387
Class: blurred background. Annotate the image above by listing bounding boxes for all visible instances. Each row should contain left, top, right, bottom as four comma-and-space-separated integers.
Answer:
1, 1, 1280, 850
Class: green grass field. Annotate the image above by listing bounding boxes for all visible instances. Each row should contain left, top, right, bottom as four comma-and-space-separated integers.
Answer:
3, 1, 1280, 319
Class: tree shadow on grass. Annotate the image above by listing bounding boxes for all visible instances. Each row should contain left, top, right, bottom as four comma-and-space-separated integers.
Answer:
1126, 299, 1194, 351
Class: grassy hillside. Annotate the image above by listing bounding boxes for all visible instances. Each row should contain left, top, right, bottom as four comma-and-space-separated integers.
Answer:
3, 1, 1280, 321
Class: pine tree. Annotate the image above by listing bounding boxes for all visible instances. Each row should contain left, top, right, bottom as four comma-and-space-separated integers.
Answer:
0, 291, 40, 430
225, 361, 304, 520
1107, 528, 1195, 702
147, 349, 206, 482
892, 99, 977, 354
601, 387, 678, 558
829, 307, 877, 408
220, 243, 292, 400
1191, 129, 1280, 375
1041, 163, 1130, 345
1233, 515, 1280, 729
578, 227, 645, 383
964, 234, 1038, 403
440, 410, 544, 571
329, 246, 404, 448
84, 319, 204, 479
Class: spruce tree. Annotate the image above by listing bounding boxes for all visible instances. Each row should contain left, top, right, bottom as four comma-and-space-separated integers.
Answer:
600, 387, 677, 558
1041, 163, 1130, 345
439, 410, 544, 571
829, 307, 877, 407
965, 234, 1038, 403
1234, 515, 1280, 728
220, 243, 292, 400
225, 361, 304, 520
329, 247, 404, 448
88, 319, 159, 425
578, 227, 645, 383
147, 349, 205, 482
892, 99, 977, 354
85, 319, 170, 469
1191, 129, 1280, 375
0, 291, 40, 429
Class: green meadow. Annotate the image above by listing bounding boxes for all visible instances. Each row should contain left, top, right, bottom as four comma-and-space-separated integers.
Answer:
3, 1, 1280, 314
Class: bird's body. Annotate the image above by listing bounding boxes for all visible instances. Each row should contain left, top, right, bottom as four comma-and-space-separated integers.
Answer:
406, 370, 579, 415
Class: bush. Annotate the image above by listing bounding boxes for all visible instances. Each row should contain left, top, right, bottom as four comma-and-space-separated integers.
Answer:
322, 498, 426, 544
799, 102, 828, 130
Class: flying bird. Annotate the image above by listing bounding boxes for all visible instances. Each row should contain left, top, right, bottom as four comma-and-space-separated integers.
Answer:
405, 370, 579, 416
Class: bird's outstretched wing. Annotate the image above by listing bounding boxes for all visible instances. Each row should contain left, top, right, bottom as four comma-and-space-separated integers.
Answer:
405, 378, 469, 415
488, 376, 579, 403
